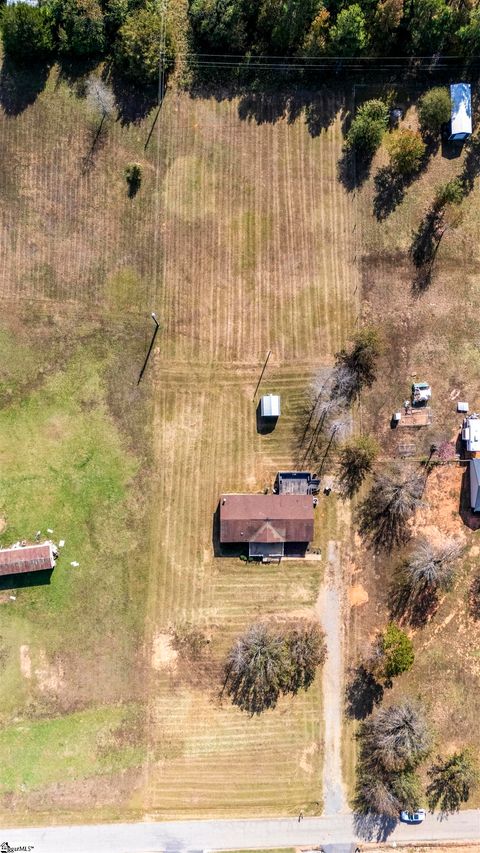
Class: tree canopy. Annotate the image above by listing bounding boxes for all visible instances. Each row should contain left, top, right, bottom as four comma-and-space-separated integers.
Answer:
417, 87, 451, 136
345, 99, 389, 157
375, 623, 415, 682
1, 3, 54, 62
114, 7, 174, 84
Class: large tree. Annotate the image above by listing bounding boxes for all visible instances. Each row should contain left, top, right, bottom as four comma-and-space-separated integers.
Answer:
408, 0, 455, 54
345, 99, 389, 157
285, 621, 326, 693
427, 750, 478, 813
57, 0, 106, 56
361, 702, 431, 772
1, 3, 54, 62
329, 4, 368, 55
188, 0, 247, 53
356, 465, 424, 551
115, 7, 174, 84
417, 87, 451, 137
386, 129, 426, 176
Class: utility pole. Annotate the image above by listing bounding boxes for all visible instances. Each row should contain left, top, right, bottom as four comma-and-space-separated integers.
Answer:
252, 350, 272, 402
138, 313, 160, 384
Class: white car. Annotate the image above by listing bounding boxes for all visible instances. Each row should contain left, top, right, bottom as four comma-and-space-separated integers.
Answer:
400, 809, 426, 824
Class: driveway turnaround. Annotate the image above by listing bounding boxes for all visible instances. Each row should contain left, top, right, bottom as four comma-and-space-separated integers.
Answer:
1, 810, 480, 852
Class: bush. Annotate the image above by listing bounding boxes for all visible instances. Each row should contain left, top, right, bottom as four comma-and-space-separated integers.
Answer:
374, 623, 414, 682
338, 434, 379, 498
57, 0, 106, 56
125, 162, 142, 196
418, 87, 451, 136
345, 99, 389, 156
434, 178, 464, 209
329, 4, 368, 56
115, 7, 174, 85
1, 3, 54, 62
386, 129, 426, 175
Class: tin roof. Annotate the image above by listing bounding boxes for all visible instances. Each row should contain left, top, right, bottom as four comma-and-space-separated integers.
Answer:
0, 543, 55, 577
219, 494, 314, 543
260, 395, 280, 417
451, 83, 472, 137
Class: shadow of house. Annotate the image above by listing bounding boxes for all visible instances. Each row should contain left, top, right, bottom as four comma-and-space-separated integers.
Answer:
256, 400, 278, 435
0, 57, 50, 116
0, 568, 53, 591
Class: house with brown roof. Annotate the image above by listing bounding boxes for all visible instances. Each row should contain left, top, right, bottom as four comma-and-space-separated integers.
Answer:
0, 543, 57, 578
219, 493, 314, 560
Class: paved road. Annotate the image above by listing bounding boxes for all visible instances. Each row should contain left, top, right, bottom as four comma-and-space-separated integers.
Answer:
1, 810, 479, 852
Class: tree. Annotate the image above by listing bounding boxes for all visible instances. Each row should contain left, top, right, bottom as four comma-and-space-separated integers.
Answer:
386, 129, 426, 176
408, 0, 455, 55
1, 3, 54, 62
255, 0, 321, 55
417, 87, 451, 137
374, 623, 414, 682
345, 99, 389, 156
333, 327, 382, 404
427, 751, 478, 813
458, 6, 480, 57
329, 4, 368, 56
57, 0, 106, 56
356, 466, 424, 550
362, 702, 431, 771
303, 8, 330, 55
285, 621, 326, 693
434, 177, 464, 210
188, 0, 247, 53
338, 435, 379, 498
223, 623, 291, 714
405, 537, 462, 592
373, 0, 403, 44
115, 7, 174, 85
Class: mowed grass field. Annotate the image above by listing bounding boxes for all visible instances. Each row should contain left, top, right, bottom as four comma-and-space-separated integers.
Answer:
0, 65, 358, 822
346, 85, 480, 804
141, 91, 358, 817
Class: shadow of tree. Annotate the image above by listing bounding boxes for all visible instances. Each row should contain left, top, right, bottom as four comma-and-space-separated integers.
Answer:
345, 664, 384, 720
373, 166, 406, 220
353, 811, 398, 842
0, 57, 50, 116
110, 69, 160, 126
337, 146, 372, 192
389, 575, 439, 627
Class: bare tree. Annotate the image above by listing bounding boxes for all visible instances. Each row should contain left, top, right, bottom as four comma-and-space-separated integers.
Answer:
405, 537, 462, 591
286, 621, 326, 693
361, 702, 431, 772
223, 623, 290, 714
356, 466, 424, 551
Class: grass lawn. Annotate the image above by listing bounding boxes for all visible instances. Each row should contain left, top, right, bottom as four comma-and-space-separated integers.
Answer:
0, 63, 357, 822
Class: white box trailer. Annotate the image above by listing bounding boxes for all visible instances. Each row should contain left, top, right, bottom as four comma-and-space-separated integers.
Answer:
449, 83, 472, 141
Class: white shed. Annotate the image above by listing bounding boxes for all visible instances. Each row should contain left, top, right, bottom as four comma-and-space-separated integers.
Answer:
260, 394, 280, 418
450, 83, 472, 141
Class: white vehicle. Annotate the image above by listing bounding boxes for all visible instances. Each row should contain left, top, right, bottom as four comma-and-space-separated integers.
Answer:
400, 808, 426, 824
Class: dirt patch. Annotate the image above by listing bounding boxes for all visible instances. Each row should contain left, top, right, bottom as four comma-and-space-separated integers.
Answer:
414, 465, 469, 542
298, 742, 319, 775
19, 644, 32, 679
151, 633, 178, 672
348, 584, 369, 607
35, 649, 64, 694
0, 517, 6, 534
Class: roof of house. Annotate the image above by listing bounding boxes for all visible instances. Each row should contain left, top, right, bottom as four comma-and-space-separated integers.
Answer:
219, 494, 314, 543
470, 459, 480, 511
0, 543, 55, 577
451, 83, 472, 136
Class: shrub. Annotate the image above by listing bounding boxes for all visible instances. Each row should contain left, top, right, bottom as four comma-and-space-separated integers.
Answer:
345, 99, 389, 156
115, 7, 174, 85
338, 435, 379, 497
329, 4, 368, 56
434, 178, 464, 209
1, 3, 54, 62
386, 129, 426, 175
374, 623, 414, 682
125, 162, 142, 196
57, 0, 106, 57
418, 87, 451, 136
427, 750, 478, 813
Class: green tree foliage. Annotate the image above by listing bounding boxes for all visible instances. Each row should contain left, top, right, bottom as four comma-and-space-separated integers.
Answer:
255, 0, 321, 55
115, 7, 174, 84
408, 0, 455, 54
57, 0, 105, 56
188, 0, 247, 53
329, 4, 368, 55
386, 129, 426, 176
345, 99, 389, 157
417, 87, 451, 137
338, 434, 379, 498
373, 0, 403, 45
1, 3, 54, 62
434, 177, 464, 210
427, 750, 478, 813
356, 465, 424, 550
303, 8, 330, 55
375, 623, 414, 682
458, 6, 480, 56
224, 621, 326, 714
